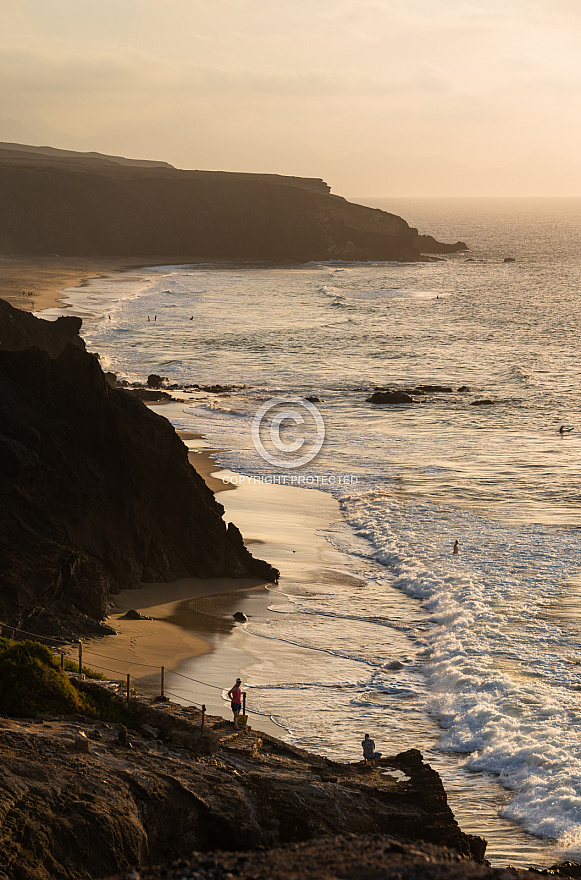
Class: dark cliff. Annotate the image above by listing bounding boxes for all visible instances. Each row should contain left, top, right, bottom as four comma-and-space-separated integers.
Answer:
0, 146, 420, 262
0, 299, 278, 636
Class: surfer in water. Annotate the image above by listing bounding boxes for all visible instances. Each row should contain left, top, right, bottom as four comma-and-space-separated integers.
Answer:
559, 425, 573, 435
453, 540, 459, 555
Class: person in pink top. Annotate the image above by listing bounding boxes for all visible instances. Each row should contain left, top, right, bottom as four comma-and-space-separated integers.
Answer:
227, 677, 245, 726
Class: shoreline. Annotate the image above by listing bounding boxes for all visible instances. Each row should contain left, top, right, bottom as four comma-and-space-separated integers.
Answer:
18, 257, 561, 867
82, 432, 352, 739
0, 254, 208, 313
0, 254, 351, 315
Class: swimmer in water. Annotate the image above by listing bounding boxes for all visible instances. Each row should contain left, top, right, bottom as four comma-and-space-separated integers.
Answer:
453, 540, 459, 555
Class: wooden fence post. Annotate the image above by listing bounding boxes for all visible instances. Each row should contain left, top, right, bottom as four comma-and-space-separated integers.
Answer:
160, 666, 165, 699
78, 642, 83, 678
126, 673, 131, 704
201, 704, 206, 732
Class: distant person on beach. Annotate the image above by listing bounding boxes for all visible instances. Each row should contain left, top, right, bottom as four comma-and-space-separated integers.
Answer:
228, 677, 245, 727
453, 540, 459, 554
362, 733, 381, 763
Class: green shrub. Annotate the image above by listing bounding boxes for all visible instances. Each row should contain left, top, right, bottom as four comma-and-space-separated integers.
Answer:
0, 640, 90, 717
62, 656, 106, 679
0, 639, 132, 724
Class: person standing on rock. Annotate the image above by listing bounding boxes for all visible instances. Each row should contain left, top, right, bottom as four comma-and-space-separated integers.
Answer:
228, 677, 245, 727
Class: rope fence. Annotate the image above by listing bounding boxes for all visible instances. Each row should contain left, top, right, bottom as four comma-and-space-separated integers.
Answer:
0, 619, 250, 724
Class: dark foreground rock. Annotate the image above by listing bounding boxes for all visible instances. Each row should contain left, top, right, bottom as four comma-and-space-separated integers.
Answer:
0, 301, 278, 636
103, 836, 537, 880
0, 296, 85, 357
0, 689, 486, 880
125, 387, 174, 402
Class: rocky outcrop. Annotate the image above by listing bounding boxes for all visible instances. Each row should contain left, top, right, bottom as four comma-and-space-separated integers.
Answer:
415, 234, 468, 254
0, 301, 278, 636
0, 693, 486, 880
367, 390, 415, 405
0, 147, 425, 262
0, 297, 85, 357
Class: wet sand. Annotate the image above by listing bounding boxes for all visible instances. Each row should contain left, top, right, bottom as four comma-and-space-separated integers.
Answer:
174, 464, 359, 734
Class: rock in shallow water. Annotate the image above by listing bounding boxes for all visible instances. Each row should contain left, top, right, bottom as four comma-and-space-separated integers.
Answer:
367, 390, 415, 405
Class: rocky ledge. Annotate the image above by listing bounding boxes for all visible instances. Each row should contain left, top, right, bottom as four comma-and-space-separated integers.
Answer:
0, 299, 278, 637
0, 685, 485, 880
104, 837, 537, 880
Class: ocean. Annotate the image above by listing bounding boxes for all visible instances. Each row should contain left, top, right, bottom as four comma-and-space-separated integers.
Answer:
46, 197, 581, 868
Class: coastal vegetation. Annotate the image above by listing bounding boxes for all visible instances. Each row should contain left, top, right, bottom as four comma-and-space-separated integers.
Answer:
0, 637, 131, 723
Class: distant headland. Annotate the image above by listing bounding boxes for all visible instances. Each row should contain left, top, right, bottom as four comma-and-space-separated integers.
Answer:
0, 143, 466, 262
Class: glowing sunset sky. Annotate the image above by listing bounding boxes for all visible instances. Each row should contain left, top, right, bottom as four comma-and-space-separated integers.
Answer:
2, 0, 581, 196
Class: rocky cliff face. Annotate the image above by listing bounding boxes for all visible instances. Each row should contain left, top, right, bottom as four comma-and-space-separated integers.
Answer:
0, 299, 278, 636
0, 149, 420, 262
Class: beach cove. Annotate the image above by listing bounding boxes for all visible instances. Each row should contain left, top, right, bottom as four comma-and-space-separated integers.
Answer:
79, 434, 352, 741
6, 195, 581, 868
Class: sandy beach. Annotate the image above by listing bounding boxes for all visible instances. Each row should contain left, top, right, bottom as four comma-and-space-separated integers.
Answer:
0, 254, 200, 313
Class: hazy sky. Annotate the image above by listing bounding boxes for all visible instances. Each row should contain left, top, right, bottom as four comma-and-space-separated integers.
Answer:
2, 0, 581, 195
